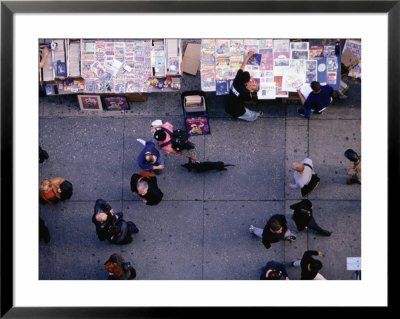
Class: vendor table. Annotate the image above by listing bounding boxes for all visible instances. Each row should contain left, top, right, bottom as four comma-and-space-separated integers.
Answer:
200, 39, 341, 100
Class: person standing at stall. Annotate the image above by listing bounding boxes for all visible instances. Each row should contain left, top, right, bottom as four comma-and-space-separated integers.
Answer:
225, 50, 262, 121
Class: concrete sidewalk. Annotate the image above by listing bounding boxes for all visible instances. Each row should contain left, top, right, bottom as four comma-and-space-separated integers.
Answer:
39, 41, 361, 280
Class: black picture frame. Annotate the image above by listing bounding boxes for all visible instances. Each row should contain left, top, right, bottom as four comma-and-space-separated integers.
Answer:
1, 1, 396, 317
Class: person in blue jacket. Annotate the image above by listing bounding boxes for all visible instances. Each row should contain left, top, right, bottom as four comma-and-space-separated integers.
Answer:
137, 139, 165, 174
296, 81, 334, 118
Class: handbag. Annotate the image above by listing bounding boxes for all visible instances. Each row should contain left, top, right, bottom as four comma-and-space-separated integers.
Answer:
301, 163, 320, 197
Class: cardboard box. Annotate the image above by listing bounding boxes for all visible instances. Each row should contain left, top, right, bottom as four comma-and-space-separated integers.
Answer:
184, 95, 206, 113
182, 43, 201, 75
341, 49, 359, 69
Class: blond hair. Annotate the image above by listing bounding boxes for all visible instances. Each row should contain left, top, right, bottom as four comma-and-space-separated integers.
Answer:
292, 162, 304, 172
39, 179, 53, 192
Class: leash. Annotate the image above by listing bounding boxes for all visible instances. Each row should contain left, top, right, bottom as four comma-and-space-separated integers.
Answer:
175, 151, 200, 163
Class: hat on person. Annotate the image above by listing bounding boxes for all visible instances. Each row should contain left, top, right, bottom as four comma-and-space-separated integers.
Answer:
151, 119, 163, 126
344, 149, 360, 162
154, 130, 166, 141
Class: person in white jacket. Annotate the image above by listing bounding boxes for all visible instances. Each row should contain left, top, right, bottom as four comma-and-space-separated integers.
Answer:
289, 158, 314, 190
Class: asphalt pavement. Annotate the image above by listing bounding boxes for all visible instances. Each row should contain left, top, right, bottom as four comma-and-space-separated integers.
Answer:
39, 40, 361, 280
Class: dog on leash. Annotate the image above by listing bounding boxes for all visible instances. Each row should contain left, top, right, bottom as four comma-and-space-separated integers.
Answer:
181, 159, 234, 173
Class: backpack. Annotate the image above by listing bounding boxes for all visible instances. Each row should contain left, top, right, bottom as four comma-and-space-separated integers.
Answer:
160, 128, 193, 151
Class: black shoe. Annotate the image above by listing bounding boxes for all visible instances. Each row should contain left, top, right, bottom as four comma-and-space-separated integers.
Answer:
297, 108, 305, 117
288, 235, 297, 242
127, 221, 139, 234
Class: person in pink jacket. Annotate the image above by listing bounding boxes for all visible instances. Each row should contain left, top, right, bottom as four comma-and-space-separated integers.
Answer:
151, 119, 176, 154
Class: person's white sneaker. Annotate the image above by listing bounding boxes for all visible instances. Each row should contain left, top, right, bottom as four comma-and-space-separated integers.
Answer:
249, 225, 255, 234
136, 138, 146, 146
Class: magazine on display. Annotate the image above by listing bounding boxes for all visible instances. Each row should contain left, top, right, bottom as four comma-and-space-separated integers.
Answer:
309, 46, 324, 60
243, 39, 259, 54
273, 57, 290, 76
259, 39, 273, 49
323, 45, 335, 57
185, 115, 211, 136
290, 50, 309, 60
247, 53, 262, 66
273, 39, 290, 53
215, 79, 231, 95
257, 82, 276, 99
259, 48, 274, 71
274, 75, 288, 98
290, 42, 309, 51
305, 60, 318, 83
281, 69, 305, 92
229, 39, 244, 55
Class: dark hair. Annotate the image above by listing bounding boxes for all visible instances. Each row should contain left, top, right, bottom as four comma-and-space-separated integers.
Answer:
154, 130, 167, 141
267, 270, 283, 280
344, 149, 360, 162
311, 81, 321, 92
269, 219, 282, 231
238, 71, 251, 84
60, 180, 73, 200
310, 260, 323, 272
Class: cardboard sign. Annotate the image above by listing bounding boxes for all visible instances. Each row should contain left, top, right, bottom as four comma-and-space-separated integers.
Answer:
182, 43, 201, 75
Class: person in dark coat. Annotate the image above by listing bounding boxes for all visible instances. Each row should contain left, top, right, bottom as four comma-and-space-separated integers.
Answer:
260, 261, 290, 280
92, 198, 139, 243
290, 199, 331, 236
130, 173, 163, 206
108, 217, 139, 245
92, 198, 115, 241
291, 250, 326, 280
39, 217, 50, 243
249, 214, 297, 249
104, 253, 136, 280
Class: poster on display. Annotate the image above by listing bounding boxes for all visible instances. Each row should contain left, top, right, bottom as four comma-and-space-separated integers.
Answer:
77, 95, 103, 111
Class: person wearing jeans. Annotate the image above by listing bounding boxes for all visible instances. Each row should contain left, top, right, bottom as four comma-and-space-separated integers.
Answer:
249, 214, 296, 249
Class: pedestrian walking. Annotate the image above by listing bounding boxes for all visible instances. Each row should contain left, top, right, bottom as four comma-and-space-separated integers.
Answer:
290, 199, 331, 236
130, 171, 164, 206
289, 158, 320, 197
249, 214, 297, 249
344, 149, 361, 185
291, 250, 326, 280
39, 217, 50, 243
225, 50, 262, 121
136, 139, 165, 174
92, 198, 139, 244
296, 81, 334, 118
39, 177, 73, 204
151, 119, 194, 153
260, 261, 290, 280
39, 146, 49, 163
104, 253, 136, 280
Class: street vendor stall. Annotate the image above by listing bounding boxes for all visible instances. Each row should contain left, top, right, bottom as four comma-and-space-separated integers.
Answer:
199, 39, 342, 101
39, 38, 183, 101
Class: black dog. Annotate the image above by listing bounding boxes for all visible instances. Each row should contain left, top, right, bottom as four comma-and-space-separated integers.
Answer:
182, 160, 234, 172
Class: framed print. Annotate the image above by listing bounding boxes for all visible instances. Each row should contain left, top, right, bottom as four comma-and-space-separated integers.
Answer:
2, 0, 398, 317
103, 96, 130, 110
77, 94, 103, 111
